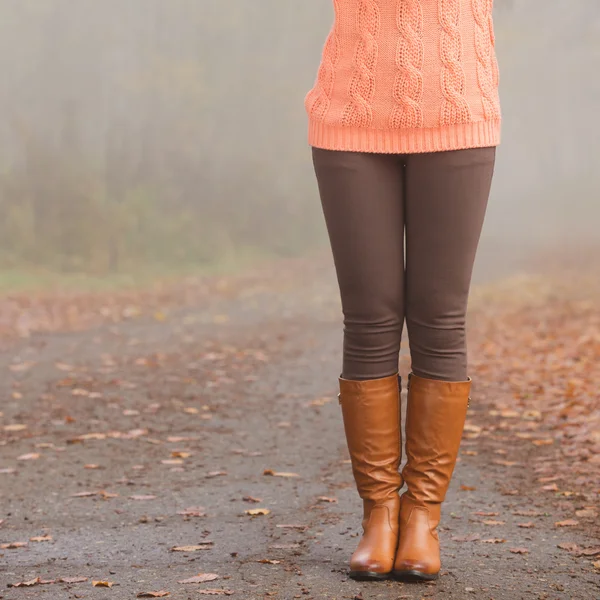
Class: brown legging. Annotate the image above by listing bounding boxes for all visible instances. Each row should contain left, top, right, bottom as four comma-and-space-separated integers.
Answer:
312, 146, 496, 382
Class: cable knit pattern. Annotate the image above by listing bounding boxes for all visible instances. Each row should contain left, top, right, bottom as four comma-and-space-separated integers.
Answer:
390, 0, 424, 129
305, 1, 340, 122
472, 0, 501, 120
341, 0, 380, 128
439, 0, 471, 125
305, 0, 501, 153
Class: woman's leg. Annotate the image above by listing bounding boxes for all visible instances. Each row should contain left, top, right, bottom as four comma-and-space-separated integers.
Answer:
311, 148, 405, 380
404, 147, 496, 381
393, 146, 496, 582
312, 147, 405, 579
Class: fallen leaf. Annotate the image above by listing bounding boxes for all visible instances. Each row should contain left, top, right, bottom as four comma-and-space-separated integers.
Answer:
0, 467, 16, 474
171, 451, 192, 459
317, 496, 338, 503
8, 577, 42, 588
532, 439, 554, 446
3, 424, 27, 432
30, 535, 52, 542
59, 577, 89, 583
197, 591, 234, 596
92, 580, 114, 587
558, 542, 580, 553
460, 485, 476, 491
517, 522, 535, 529
137, 591, 170, 597
483, 520, 505, 526
171, 544, 214, 552
513, 510, 544, 517
555, 519, 579, 527
257, 559, 281, 564
205, 471, 227, 478
177, 507, 206, 517
542, 483, 559, 492
71, 491, 98, 497
575, 509, 597, 519
242, 496, 262, 503
263, 469, 300, 478
245, 508, 270, 516
179, 573, 219, 584
481, 538, 506, 544
1, 541, 28, 548
509, 548, 530, 554
593, 560, 600, 570
17, 453, 40, 461
129, 495, 156, 501
474, 511, 499, 517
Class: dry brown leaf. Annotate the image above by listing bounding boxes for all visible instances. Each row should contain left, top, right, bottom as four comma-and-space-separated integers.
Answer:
205, 471, 228, 478
593, 560, 600, 570
460, 485, 476, 491
263, 469, 300, 478
481, 538, 506, 544
197, 591, 234, 596
92, 580, 115, 587
171, 451, 192, 459
171, 544, 213, 552
137, 591, 170, 597
317, 496, 338, 503
162, 459, 183, 465
3, 424, 27, 432
542, 483, 559, 492
557, 542, 580, 553
257, 559, 281, 564
493, 460, 519, 467
178, 573, 219, 584
575, 509, 598, 518
1, 541, 28, 548
532, 439, 554, 446
17, 452, 40, 461
513, 510, 544, 517
483, 520, 505, 526
71, 491, 98, 497
177, 507, 206, 517
463, 450, 478, 456
517, 522, 535, 529
30, 535, 52, 542
245, 508, 270, 516
509, 547, 530, 554
555, 519, 579, 527
0, 467, 16, 474
242, 496, 262, 503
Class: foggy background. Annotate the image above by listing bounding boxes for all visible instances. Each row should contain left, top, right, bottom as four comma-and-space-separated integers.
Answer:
0, 0, 598, 279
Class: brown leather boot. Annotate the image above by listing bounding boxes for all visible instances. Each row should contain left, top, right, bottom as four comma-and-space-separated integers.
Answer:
338, 374, 403, 580
392, 373, 470, 581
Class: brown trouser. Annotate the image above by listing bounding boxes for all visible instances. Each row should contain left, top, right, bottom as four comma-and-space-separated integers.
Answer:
312, 146, 496, 382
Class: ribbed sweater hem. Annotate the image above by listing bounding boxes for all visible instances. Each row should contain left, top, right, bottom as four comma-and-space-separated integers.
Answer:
308, 119, 501, 154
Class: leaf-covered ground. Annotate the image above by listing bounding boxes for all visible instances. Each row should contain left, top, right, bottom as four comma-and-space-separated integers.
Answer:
1, 258, 598, 599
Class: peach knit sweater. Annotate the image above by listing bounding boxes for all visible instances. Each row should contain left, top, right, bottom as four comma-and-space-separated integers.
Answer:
305, 0, 501, 154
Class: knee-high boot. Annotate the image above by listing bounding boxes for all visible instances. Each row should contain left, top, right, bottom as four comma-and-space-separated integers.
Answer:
392, 373, 470, 581
338, 374, 403, 580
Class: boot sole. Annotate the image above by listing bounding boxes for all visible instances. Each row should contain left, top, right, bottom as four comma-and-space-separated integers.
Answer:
391, 569, 438, 582
349, 570, 391, 581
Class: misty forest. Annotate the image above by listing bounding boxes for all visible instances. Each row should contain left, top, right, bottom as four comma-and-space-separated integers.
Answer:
0, 0, 597, 276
